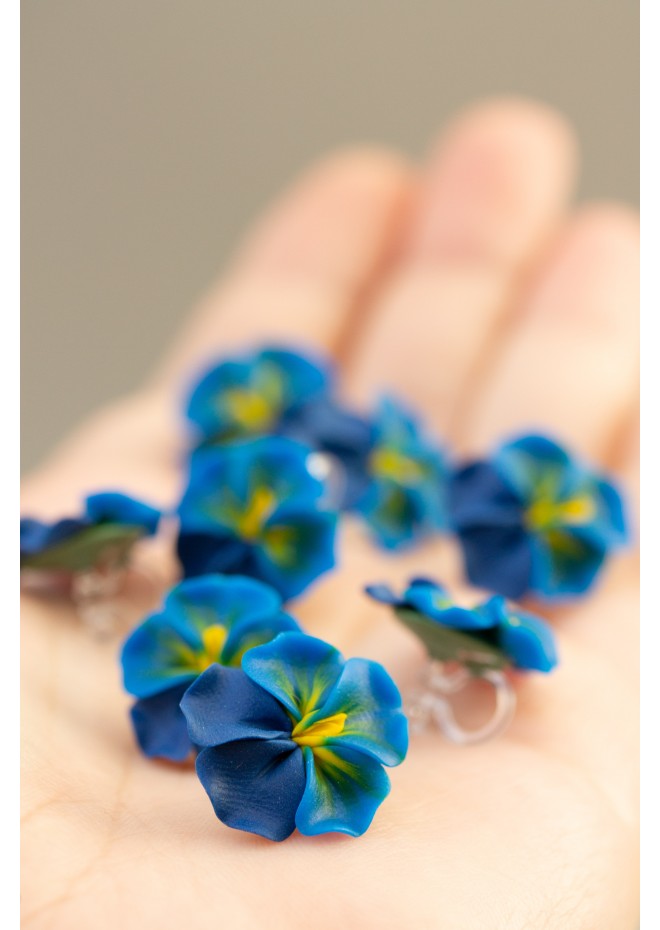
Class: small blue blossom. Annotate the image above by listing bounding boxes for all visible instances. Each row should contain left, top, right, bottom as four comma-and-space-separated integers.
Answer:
349, 397, 449, 549
448, 434, 628, 600
366, 577, 558, 674
20, 491, 161, 573
180, 631, 408, 840
185, 346, 331, 444
176, 437, 337, 600
121, 575, 300, 761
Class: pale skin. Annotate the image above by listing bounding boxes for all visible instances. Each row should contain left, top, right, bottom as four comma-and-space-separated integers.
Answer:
21, 98, 639, 929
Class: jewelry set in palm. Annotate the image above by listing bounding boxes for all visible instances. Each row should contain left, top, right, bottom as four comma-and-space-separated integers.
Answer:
20, 346, 628, 841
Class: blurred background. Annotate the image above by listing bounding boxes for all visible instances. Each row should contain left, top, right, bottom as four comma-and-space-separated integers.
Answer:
21, 1, 639, 470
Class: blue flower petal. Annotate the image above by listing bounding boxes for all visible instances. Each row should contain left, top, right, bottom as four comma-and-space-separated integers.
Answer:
85, 492, 161, 535
20, 516, 88, 559
295, 744, 391, 837
529, 530, 606, 599
222, 611, 301, 666
242, 632, 344, 722
311, 657, 408, 766
457, 524, 534, 599
363, 583, 400, 606
121, 613, 200, 698
130, 683, 193, 761
176, 532, 255, 579
196, 739, 306, 841
480, 596, 558, 672
180, 664, 294, 747
448, 460, 525, 529
403, 580, 491, 630
255, 506, 337, 599
164, 574, 282, 633
494, 434, 572, 501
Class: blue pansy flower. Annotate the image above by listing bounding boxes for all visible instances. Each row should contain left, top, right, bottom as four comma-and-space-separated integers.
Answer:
121, 575, 300, 761
448, 434, 628, 600
180, 631, 408, 841
350, 397, 448, 549
20, 491, 161, 573
366, 577, 558, 674
185, 346, 330, 444
177, 437, 337, 600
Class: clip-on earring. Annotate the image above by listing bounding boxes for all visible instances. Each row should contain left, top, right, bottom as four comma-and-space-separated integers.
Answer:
20, 492, 163, 637
365, 577, 558, 745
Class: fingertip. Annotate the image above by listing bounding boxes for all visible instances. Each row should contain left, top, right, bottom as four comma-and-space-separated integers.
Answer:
410, 96, 578, 264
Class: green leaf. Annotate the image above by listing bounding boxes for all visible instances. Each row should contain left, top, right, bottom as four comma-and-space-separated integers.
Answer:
21, 524, 143, 573
394, 608, 509, 674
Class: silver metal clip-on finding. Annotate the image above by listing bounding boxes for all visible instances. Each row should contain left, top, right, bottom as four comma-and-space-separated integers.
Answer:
405, 660, 517, 745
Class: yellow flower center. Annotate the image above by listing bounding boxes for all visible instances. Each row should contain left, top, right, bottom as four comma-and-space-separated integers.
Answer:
369, 446, 426, 485
291, 711, 347, 748
526, 494, 596, 532
224, 389, 276, 431
235, 486, 277, 540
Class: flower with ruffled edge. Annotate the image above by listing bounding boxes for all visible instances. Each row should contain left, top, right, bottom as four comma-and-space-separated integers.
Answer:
185, 346, 331, 444
348, 397, 448, 549
176, 437, 337, 600
180, 631, 408, 840
366, 577, 557, 674
20, 491, 161, 574
448, 434, 628, 600
121, 575, 300, 761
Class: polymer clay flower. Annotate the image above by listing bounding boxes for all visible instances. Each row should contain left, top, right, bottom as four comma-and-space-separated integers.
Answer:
177, 437, 337, 600
20, 491, 161, 574
185, 346, 330, 444
350, 397, 449, 549
366, 577, 558, 674
121, 575, 300, 761
180, 631, 408, 840
448, 434, 628, 600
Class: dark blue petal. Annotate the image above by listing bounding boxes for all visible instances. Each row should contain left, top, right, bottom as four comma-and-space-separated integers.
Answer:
295, 744, 390, 837
457, 524, 535, 599
85, 492, 161, 535
177, 531, 255, 579
448, 460, 525, 530
195, 738, 305, 841
180, 664, 293, 747
130, 683, 193, 761
20, 516, 88, 559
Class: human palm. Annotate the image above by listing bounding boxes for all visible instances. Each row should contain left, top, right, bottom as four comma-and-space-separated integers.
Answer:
22, 99, 639, 929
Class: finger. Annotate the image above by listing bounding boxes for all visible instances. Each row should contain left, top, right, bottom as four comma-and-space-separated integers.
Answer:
461, 205, 639, 459
23, 150, 412, 502
153, 148, 412, 386
344, 98, 576, 433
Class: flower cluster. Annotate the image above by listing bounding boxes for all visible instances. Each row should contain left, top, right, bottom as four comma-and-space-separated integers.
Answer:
20, 491, 161, 574
121, 575, 300, 761
180, 631, 408, 840
366, 577, 558, 674
448, 434, 628, 600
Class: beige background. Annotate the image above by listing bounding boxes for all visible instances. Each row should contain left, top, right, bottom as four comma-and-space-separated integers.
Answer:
21, 1, 639, 470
